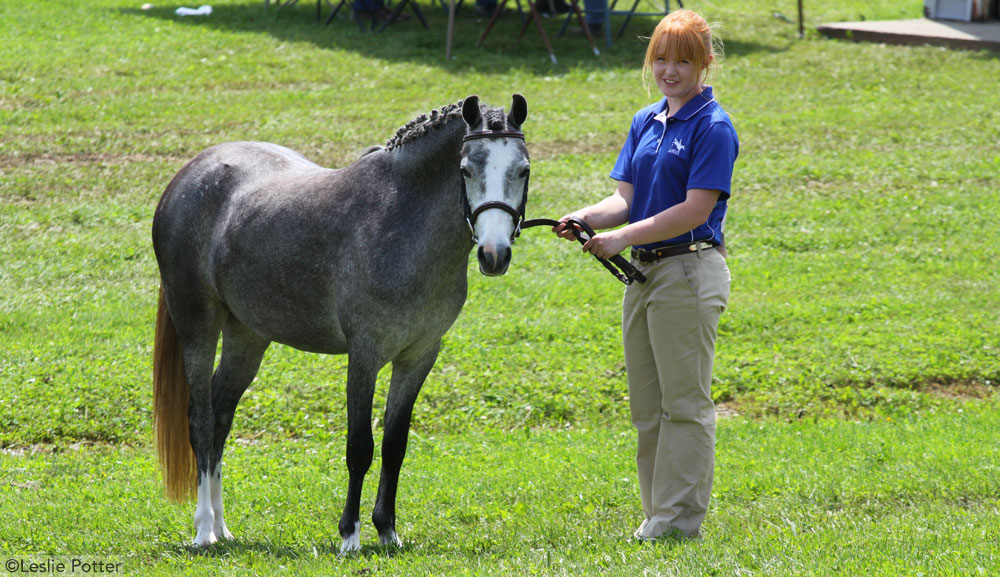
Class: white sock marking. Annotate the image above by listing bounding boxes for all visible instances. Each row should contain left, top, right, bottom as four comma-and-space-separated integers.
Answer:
339, 521, 361, 555
380, 529, 402, 547
193, 471, 217, 547
210, 463, 233, 540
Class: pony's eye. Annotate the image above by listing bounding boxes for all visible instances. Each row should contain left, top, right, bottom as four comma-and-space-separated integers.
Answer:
519, 168, 530, 180
460, 167, 472, 178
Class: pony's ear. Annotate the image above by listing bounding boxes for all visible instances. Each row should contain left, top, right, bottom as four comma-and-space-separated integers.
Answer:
508, 94, 527, 128
462, 95, 482, 128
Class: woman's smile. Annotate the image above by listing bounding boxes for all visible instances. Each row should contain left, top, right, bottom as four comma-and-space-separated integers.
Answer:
653, 57, 705, 109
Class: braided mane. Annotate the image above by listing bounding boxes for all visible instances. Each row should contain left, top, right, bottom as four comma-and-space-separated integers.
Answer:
482, 108, 508, 131
384, 100, 467, 151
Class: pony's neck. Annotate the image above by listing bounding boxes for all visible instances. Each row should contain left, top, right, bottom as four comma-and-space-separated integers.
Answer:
389, 116, 467, 182
385, 116, 471, 265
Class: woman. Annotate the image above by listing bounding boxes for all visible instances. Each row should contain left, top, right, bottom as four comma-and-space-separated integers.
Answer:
555, 9, 738, 540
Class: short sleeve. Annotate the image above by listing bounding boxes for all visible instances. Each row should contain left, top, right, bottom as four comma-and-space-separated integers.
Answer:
686, 121, 738, 201
609, 115, 641, 183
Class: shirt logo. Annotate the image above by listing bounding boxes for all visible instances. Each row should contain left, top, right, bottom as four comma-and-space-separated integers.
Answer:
668, 138, 686, 155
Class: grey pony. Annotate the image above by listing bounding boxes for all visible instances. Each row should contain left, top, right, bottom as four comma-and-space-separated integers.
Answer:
151, 95, 529, 553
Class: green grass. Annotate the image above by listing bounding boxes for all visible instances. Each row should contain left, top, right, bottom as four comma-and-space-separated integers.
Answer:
2, 0, 998, 444
2, 408, 998, 575
2, 0, 999, 573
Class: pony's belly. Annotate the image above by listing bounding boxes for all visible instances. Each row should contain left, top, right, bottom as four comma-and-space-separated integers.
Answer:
226, 298, 348, 355
254, 324, 348, 355
271, 333, 349, 356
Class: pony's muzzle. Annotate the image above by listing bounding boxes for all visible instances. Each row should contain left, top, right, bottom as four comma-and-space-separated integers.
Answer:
477, 242, 512, 276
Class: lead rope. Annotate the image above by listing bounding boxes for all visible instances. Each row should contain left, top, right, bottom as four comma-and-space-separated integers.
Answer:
521, 217, 646, 285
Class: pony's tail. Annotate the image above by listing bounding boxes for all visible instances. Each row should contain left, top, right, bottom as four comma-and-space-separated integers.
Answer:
153, 286, 197, 502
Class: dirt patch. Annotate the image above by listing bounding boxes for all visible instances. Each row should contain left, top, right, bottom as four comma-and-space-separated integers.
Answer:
715, 402, 741, 419
0, 152, 185, 168
924, 380, 996, 400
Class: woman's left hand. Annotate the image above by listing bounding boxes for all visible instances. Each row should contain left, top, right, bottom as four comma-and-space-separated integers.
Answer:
581, 230, 629, 260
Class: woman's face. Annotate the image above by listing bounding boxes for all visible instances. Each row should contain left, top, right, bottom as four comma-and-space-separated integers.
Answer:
650, 46, 708, 103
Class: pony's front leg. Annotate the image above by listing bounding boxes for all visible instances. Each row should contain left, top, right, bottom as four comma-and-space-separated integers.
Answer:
372, 343, 441, 548
338, 347, 381, 554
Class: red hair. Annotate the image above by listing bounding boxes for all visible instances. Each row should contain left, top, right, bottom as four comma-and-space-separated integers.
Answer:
642, 10, 718, 93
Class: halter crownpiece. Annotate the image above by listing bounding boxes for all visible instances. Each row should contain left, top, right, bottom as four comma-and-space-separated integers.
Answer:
462, 130, 525, 143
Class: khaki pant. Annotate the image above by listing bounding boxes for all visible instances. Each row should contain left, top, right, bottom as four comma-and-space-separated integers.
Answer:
622, 247, 730, 538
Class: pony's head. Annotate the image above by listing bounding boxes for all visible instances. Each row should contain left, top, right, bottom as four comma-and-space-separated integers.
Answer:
459, 94, 529, 277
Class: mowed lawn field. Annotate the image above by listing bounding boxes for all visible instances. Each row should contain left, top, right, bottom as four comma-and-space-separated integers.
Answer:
1, 0, 998, 574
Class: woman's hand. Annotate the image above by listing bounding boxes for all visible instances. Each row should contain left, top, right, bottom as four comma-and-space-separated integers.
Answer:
582, 229, 630, 260
552, 183, 633, 244
552, 215, 583, 241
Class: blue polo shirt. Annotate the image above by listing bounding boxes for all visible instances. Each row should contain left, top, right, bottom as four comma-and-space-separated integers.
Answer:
610, 86, 738, 250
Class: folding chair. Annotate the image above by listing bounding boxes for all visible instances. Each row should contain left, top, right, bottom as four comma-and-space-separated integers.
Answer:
265, 0, 330, 22
478, 0, 597, 63
442, 0, 467, 59
559, 0, 680, 47
564, 0, 601, 55
323, 0, 375, 30
323, 0, 428, 32
324, 0, 351, 25
611, 0, 679, 39
376, 0, 429, 32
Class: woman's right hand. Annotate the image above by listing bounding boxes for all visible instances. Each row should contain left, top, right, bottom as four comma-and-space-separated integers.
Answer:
553, 215, 583, 241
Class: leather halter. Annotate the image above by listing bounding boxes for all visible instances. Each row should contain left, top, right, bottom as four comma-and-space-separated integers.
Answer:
460, 130, 529, 244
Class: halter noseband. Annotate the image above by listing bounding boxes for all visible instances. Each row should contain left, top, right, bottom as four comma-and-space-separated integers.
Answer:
460, 130, 529, 244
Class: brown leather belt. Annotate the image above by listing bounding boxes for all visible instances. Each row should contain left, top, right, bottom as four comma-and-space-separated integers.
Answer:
631, 241, 716, 263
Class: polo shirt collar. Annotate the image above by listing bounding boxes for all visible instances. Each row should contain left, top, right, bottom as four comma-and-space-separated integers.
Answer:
652, 86, 716, 122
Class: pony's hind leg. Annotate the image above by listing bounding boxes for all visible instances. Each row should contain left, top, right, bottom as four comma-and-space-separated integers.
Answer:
176, 316, 226, 547
372, 342, 441, 547
208, 319, 271, 541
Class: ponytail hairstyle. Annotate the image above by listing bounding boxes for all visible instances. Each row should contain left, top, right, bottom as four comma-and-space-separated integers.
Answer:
642, 10, 721, 95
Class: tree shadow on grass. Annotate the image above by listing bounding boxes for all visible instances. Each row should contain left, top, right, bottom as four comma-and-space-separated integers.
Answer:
119, 1, 788, 73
